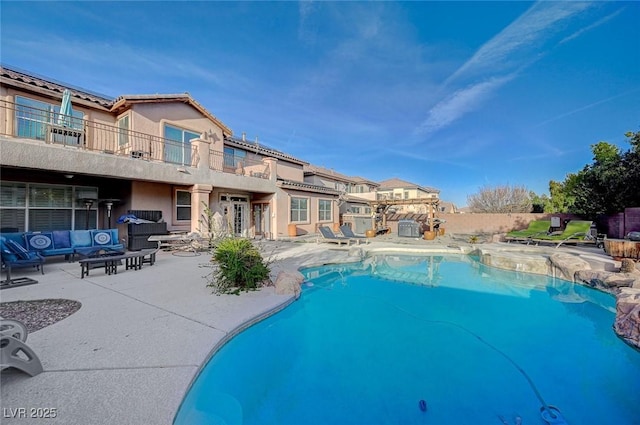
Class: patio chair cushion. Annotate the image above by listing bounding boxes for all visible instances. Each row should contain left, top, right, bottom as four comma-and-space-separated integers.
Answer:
70, 230, 92, 248
0, 239, 19, 263
52, 230, 72, 249
5, 239, 31, 260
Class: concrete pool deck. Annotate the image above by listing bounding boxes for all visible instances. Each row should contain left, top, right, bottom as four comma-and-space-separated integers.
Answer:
0, 237, 624, 424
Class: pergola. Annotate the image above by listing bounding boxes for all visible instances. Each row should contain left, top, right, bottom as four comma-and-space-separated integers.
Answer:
368, 198, 440, 233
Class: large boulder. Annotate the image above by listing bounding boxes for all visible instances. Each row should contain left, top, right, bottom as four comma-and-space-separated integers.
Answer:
549, 253, 591, 282
614, 288, 640, 349
575, 270, 640, 291
274, 270, 304, 299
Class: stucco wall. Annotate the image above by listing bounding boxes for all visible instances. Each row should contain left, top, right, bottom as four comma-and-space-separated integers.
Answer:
276, 161, 304, 181
131, 181, 191, 233
130, 103, 222, 141
275, 188, 339, 237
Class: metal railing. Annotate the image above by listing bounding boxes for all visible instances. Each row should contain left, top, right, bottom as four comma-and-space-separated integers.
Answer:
0, 99, 198, 167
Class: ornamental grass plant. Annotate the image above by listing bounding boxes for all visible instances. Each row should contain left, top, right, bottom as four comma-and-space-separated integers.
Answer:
208, 238, 270, 295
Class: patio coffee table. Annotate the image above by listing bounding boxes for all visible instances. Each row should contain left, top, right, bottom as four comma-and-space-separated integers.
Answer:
77, 250, 126, 278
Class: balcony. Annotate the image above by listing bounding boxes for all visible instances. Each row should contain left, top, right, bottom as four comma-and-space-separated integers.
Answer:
0, 99, 198, 167
208, 150, 270, 179
1, 99, 274, 182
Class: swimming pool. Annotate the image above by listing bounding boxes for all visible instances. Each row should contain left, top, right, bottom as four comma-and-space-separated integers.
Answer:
174, 254, 640, 425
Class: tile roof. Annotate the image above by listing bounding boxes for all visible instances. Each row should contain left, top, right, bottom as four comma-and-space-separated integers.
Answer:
377, 177, 440, 193
225, 136, 307, 165
351, 176, 380, 186
111, 94, 232, 135
276, 180, 341, 195
303, 164, 353, 182
0, 64, 113, 109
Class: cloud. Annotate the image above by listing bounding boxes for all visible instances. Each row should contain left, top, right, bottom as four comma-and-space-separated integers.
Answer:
298, 1, 318, 43
413, 1, 601, 140
444, 2, 595, 86
560, 8, 624, 45
415, 74, 515, 137
533, 88, 640, 128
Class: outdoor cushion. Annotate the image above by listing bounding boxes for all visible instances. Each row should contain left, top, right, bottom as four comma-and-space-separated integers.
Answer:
91, 229, 114, 246
0, 238, 18, 263
5, 239, 31, 260
70, 230, 92, 248
52, 230, 72, 249
1, 233, 25, 247
25, 232, 54, 251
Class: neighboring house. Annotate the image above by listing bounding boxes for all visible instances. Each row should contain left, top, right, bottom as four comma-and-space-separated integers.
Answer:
376, 178, 440, 214
437, 200, 459, 214
0, 65, 339, 241
303, 165, 376, 217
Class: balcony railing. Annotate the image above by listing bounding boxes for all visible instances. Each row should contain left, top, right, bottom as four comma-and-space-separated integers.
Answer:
209, 150, 270, 179
0, 99, 198, 167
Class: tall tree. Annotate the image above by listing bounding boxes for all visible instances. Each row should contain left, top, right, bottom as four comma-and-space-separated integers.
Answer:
566, 131, 640, 217
547, 179, 575, 213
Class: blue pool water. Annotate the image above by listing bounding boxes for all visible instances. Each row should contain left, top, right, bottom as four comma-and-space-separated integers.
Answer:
174, 254, 640, 425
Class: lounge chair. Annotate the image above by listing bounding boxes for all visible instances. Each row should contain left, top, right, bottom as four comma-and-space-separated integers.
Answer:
317, 226, 354, 246
505, 220, 551, 242
529, 220, 595, 248
339, 225, 369, 244
0, 319, 43, 376
0, 236, 45, 282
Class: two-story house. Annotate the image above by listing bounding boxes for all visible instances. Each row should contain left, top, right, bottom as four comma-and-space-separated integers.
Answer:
376, 178, 440, 213
0, 65, 340, 242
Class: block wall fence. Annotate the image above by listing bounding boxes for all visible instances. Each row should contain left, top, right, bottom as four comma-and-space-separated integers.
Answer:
382, 208, 640, 238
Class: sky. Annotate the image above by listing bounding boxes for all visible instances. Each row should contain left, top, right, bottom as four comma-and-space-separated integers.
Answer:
1, 1, 638, 206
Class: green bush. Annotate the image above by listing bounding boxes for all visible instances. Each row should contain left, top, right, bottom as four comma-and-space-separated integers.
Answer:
208, 238, 270, 295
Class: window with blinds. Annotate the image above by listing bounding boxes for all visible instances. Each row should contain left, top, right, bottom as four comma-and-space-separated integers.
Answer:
0, 182, 98, 231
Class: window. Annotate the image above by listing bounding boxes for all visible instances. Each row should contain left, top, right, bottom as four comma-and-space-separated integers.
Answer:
176, 190, 191, 221
164, 124, 199, 166
0, 182, 26, 231
117, 115, 130, 147
223, 147, 247, 168
318, 199, 332, 221
15, 96, 83, 141
290, 197, 308, 222
0, 182, 97, 231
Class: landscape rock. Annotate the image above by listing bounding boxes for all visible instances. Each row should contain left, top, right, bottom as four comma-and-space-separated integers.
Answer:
613, 288, 640, 350
274, 270, 304, 299
549, 253, 591, 282
621, 258, 639, 274
575, 270, 615, 292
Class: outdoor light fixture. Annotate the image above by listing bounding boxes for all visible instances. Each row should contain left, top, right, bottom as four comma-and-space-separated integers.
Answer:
100, 199, 121, 228
81, 199, 94, 229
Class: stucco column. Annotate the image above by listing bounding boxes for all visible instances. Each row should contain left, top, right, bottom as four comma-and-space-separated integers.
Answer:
263, 157, 278, 182
192, 136, 211, 170
191, 184, 213, 234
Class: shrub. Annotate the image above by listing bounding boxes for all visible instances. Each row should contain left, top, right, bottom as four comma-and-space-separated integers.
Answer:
208, 238, 270, 295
